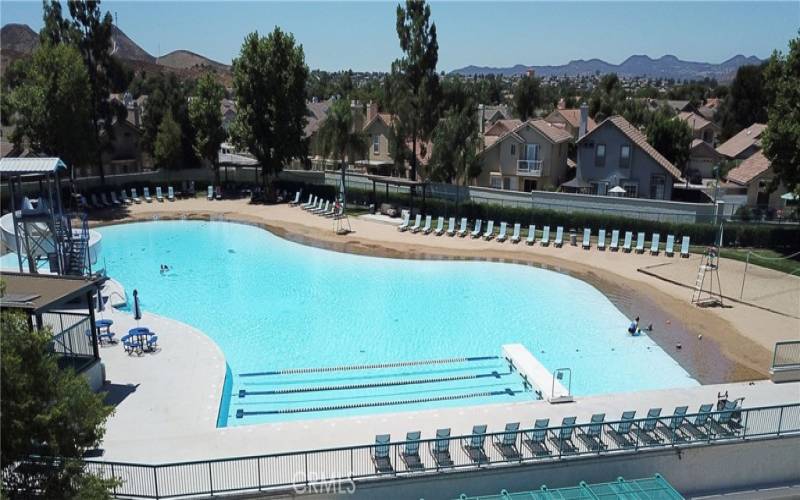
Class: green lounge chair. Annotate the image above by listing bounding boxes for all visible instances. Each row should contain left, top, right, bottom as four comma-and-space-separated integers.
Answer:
400, 431, 423, 471
493, 422, 520, 461
462, 425, 488, 464
549, 416, 577, 454
523, 419, 551, 457
429, 428, 453, 467
633, 408, 664, 445
658, 406, 688, 441
681, 404, 713, 440
579, 413, 607, 451
372, 434, 393, 473
607, 410, 636, 448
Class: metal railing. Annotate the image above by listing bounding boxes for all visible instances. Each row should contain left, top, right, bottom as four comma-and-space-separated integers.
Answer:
7, 403, 794, 499
517, 160, 543, 176
772, 341, 800, 369
40, 311, 95, 368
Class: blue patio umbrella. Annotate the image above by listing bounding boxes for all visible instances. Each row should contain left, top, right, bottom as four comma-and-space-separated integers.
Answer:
133, 289, 142, 325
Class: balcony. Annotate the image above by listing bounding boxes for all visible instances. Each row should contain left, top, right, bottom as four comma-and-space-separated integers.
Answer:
517, 159, 543, 176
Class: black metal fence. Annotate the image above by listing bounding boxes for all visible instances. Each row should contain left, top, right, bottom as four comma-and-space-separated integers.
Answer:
41, 311, 95, 370
28, 403, 792, 498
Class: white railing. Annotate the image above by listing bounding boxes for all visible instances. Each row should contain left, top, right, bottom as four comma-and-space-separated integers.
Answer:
517, 160, 543, 176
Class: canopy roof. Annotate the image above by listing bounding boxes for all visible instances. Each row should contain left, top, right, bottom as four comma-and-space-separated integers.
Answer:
0, 272, 104, 313
0, 157, 67, 177
366, 174, 426, 187
561, 176, 592, 189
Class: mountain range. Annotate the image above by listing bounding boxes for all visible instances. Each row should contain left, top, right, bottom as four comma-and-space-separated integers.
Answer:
451, 54, 763, 81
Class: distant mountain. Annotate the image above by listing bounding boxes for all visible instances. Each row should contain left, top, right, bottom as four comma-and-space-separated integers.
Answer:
157, 50, 230, 72
109, 25, 155, 64
451, 54, 764, 81
0, 23, 38, 54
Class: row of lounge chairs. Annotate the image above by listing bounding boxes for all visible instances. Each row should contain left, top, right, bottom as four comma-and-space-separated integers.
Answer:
371, 402, 743, 473
397, 213, 691, 257
81, 186, 185, 210
289, 193, 344, 218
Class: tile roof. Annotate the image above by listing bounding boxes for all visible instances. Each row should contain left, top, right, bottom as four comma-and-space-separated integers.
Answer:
726, 151, 771, 185
690, 139, 722, 158
550, 108, 597, 132
480, 119, 571, 154
716, 123, 767, 158
677, 111, 714, 131
304, 100, 331, 137
528, 119, 573, 144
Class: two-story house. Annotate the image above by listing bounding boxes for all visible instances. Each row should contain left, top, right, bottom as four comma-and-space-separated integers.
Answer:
544, 107, 597, 140
572, 115, 682, 199
677, 111, 720, 145
361, 106, 398, 176
474, 119, 572, 192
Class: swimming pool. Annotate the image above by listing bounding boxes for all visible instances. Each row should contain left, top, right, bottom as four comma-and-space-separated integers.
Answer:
98, 220, 697, 425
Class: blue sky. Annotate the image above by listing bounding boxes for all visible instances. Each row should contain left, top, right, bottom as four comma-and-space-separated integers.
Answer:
2, 1, 798, 71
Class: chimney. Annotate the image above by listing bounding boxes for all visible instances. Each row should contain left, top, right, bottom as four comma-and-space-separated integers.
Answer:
579, 102, 588, 139
478, 103, 485, 136
367, 101, 378, 122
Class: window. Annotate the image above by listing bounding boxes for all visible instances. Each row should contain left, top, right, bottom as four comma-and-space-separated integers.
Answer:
372, 135, 380, 154
622, 182, 638, 198
595, 144, 606, 167
503, 177, 511, 190
590, 181, 608, 195
524, 144, 540, 161
510, 144, 516, 156
650, 175, 666, 199
619, 145, 631, 168
490, 175, 502, 189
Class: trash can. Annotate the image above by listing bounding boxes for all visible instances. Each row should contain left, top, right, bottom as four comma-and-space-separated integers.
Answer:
369, 204, 376, 215
570, 229, 577, 246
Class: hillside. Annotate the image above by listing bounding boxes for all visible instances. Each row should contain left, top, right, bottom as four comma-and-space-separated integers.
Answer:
157, 50, 230, 72
109, 24, 155, 64
0, 23, 39, 54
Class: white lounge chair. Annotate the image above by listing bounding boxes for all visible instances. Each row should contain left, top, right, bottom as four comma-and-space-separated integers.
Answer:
510, 223, 521, 244
622, 231, 633, 252
398, 211, 411, 232
680, 236, 691, 258
322, 202, 336, 217
304, 196, 318, 211
312, 199, 325, 213
131, 188, 142, 204
496, 222, 508, 242
650, 233, 660, 255
483, 220, 495, 240
289, 191, 302, 206
302, 195, 316, 210
329, 205, 344, 219
554, 226, 564, 247
143, 187, 153, 203
456, 218, 468, 237
434, 216, 445, 236
635, 232, 646, 254
526, 225, 536, 245
156, 186, 164, 202
421, 215, 433, 234
470, 220, 482, 239
109, 192, 122, 206
168, 186, 175, 201
582, 228, 591, 250
665, 234, 676, 257
598, 229, 606, 251
446, 217, 456, 237
609, 230, 620, 251
541, 226, 551, 246
410, 214, 422, 233
207, 185, 214, 200
313, 200, 329, 215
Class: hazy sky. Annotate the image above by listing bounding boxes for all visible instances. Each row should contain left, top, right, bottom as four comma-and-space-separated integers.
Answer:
2, 1, 798, 71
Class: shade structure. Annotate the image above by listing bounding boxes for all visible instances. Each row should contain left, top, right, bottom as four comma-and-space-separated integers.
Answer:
609, 185, 627, 194
133, 289, 142, 322
780, 192, 798, 201
561, 176, 592, 189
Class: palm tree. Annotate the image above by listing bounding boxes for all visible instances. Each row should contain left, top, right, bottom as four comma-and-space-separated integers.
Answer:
317, 99, 368, 209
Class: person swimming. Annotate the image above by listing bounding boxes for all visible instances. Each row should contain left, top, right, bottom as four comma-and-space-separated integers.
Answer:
628, 316, 640, 335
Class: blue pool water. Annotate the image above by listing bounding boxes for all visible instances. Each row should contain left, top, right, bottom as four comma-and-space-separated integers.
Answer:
98, 220, 697, 425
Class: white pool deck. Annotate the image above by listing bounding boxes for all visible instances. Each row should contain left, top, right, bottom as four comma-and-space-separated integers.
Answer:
96, 288, 800, 464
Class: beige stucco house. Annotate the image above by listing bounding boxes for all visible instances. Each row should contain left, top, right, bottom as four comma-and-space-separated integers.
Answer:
725, 151, 789, 209
687, 139, 723, 180
544, 108, 597, 140
677, 111, 721, 145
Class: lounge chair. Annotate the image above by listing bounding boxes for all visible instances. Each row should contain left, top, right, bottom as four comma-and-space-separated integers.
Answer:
522, 419, 551, 457
582, 228, 591, 250
313, 199, 326, 213
421, 215, 433, 234
207, 185, 214, 200
446, 217, 456, 237
607, 411, 636, 448
400, 431, 423, 471
409, 214, 422, 233
635, 232, 646, 254
371, 434, 393, 473
397, 211, 411, 232
110, 192, 122, 206
143, 187, 153, 203
578, 413, 606, 451
609, 230, 620, 251
482, 220, 495, 240
328, 205, 344, 219
90, 194, 103, 209
308, 198, 322, 212
156, 186, 164, 202
433, 216, 445, 236
314, 200, 330, 215
187, 181, 196, 197
633, 408, 664, 446
658, 406, 688, 441
665, 234, 676, 257
650, 233, 661, 255
429, 428, 453, 467
597, 229, 606, 250
288, 191, 302, 206
461, 425, 488, 464
493, 422, 520, 461
554, 226, 564, 247
322, 203, 336, 217
540, 226, 551, 246
131, 188, 142, 204
549, 416, 577, 454
215, 186, 222, 200
455, 218, 468, 237
622, 231, 633, 252
100, 193, 114, 207
120, 190, 132, 204
496, 222, 508, 242
708, 400, 743, 437
510, 223, 521, 244
168, 186, 175, 201
526, 225, 536, 246
470, 219, 483, 239
681, 404, 713, 440
302, 195, 316, 210
680, 236, 691, 258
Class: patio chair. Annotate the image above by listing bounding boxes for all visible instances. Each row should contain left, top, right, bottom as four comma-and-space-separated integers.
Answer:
302, 195, 316, 210
207, 185, 214, 200
143, 187, 153, 203
187, 181, 196, 197
90, 194, 103, 209
131, 188, 142, 204
582, 228, 591, 250
120, 190, 132, 204
549, 416, 577, 454
456, 218, 468, 237
635, 232, 646, 254
496, 222, 508, 243
658, 406, 688, 441
707, 400, 744, 437
145, 335, 158, 351
680, 236, 691, 258
328, 205, 344, 219
421, 215, 433, 234
310, 199, 325, 213
321, 203, 336, 217
597, 229, 606, 250
470, 219, 483, 239
482, 220, 495, 241
168, 186, 176, 201
121, 334, 142, 355
400, 431, 423, 471
461, 425, 488, 464
622, 231, 633, 253
578, 413, 607, 451
99, 193, 113, 208
526, 225, 536, 246
633, 408, 664, 445
607, 410, 636, 448
312, 200, 329, 215
493, 422, 520, 461
397, 211, 411, 231
409, 214, 423, 233
446, 217, 456, 237
540, 226, 551, 246
650, 233, 661, 255
510, 223, 521, 243
371, 434, 393, 473
681, 404, 713, 440
289, 191, 302, 206
554, 226, 564, 247
522, 419, 551, 457
433, 216, 445, 236
215, 186, 222, 200
609, 229, 620, 251
109, 192, 122, 206
156, 186, 164, 202
665, 234, 676, 257
430, 428, 453, 467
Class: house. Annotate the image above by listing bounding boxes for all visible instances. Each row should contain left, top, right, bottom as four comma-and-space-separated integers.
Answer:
571, 115, 682, 199
687, 139, 723, 180
361, 105, 398, 176
74, 117, 149, 178
716, 123, 767, 160
544, 107, 597, 140
474, 119, 572, 192
478, 104, 511, 128
677, 111, 720, 145
725, 151, 788, 209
